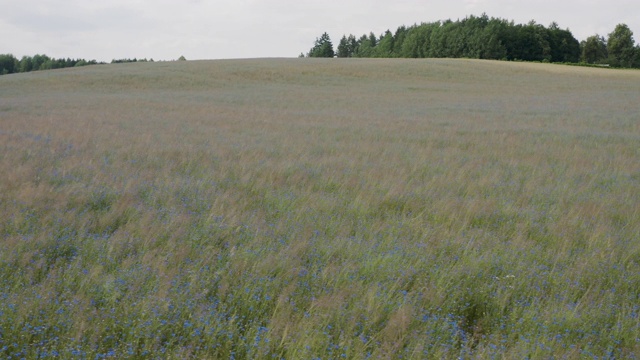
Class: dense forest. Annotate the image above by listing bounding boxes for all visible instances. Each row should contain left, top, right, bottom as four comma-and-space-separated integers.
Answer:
306, 14, 640, 68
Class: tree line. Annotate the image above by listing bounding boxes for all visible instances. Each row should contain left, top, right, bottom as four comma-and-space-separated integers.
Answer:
0, 55, 192, 76
0, 54, 104, 75
0, 55, 162, 76
306, 14, 640, 68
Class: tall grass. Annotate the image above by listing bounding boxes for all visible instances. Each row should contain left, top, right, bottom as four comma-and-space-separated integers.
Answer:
1, 58, 639, 358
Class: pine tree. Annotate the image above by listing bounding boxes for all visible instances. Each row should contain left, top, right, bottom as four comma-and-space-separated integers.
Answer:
308, 32, 335, 58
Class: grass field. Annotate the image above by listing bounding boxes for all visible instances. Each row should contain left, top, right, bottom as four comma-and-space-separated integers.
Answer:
1, 58, 639, 358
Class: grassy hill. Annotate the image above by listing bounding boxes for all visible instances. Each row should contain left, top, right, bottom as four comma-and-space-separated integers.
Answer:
1, 58, 639, 358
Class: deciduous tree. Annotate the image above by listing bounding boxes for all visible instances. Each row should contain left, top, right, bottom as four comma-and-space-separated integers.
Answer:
608, 24, 636, 67
0, 54, 17, 74
581, 35, 608, 64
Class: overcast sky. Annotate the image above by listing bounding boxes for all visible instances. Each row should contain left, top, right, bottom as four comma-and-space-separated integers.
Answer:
1, 0, 638, 62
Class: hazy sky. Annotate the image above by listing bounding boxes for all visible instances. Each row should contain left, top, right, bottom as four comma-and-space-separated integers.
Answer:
1, 0, 638, 62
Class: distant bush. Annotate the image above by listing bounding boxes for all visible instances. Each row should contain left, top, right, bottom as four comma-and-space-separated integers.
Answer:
111, 58, 153, 64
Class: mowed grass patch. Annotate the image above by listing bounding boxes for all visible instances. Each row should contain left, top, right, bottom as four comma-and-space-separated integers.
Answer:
1, 58, 639, 358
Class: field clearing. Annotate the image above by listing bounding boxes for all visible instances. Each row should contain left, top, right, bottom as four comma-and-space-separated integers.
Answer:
1, 58, 640, 358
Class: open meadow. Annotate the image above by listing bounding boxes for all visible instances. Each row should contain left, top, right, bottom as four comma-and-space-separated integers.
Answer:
1, 58, 639, 358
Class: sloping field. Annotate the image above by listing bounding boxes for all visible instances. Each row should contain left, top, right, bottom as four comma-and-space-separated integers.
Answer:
1, 58, 639, 358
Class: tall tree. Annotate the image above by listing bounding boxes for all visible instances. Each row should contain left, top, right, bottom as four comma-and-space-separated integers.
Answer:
337, 35, 357, 58
548, 24, 580, 62
479, 19, 508, 59
399, 23, 434, 58
373, 30, 395, 57
368, 32, 378, 48
393, 26, 408, 57
607, 24, 636, 67
354, 34, 374, 57
581, 35, 608, 64
308, 32, 335, 58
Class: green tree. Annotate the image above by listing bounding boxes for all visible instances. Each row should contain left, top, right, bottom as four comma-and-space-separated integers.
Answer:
548, 23, 580, 63
607, 24, 636, 67
337, 35, 357, 58
372, 30, 395, 57
31, 54, 51, 71
479, 19, 508, 59
0, 54, 18, 75
506, 21, 551, 62
581, 35, 608, 64
353, 34, 374, 57
393, 26, 408, 57
368, 32, 378, 48
400, 24, 434, 58
427, 20, 449, 58
308, 32, 335, 58
19, 56, 33, 72
348, 35, 359, 57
